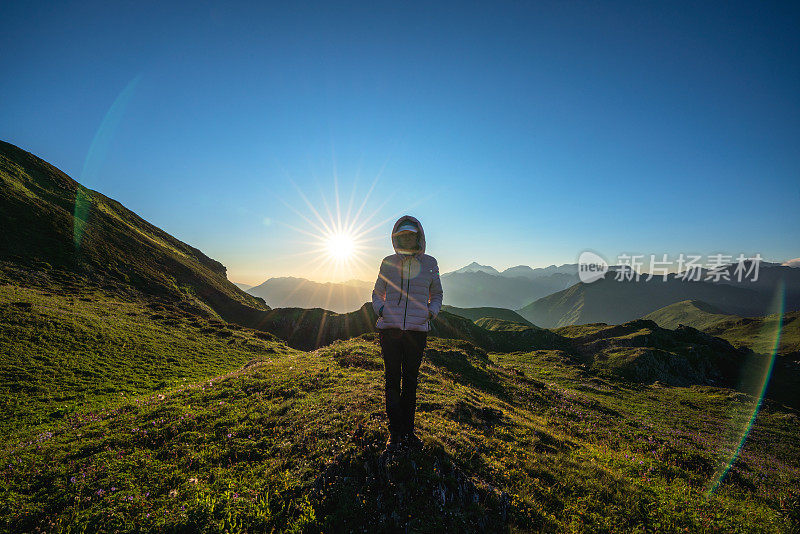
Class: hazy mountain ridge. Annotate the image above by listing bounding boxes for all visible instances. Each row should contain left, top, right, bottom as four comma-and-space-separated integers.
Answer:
499, 263, 580, 279
450, 261, 500, 275
243, 261, 579, 314
517, 268, 800, 329
243, 262, 580, 313
439, 262, 654, 310
445, 262, 581, 280
441, 270, 577, 309
247, 276, 372, 314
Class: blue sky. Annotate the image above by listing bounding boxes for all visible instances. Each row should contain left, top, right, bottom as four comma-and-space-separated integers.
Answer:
2, 1, 798, 285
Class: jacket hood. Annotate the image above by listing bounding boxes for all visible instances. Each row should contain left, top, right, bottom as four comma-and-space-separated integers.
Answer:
391, 215, 426, 256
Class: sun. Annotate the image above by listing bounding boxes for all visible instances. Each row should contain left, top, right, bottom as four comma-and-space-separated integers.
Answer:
272, 179, 385, 282
325, 232, 356, 261
269, 160, 437, 285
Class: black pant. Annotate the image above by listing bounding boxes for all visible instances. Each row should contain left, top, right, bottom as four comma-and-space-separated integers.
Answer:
378, 328, 427, 435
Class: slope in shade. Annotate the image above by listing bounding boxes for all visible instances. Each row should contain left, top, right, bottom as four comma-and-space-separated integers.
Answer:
0, 140, 269, 322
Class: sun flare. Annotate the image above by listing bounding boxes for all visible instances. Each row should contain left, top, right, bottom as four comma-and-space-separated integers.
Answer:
325, 232, 356, 261
271, 162, 436, 286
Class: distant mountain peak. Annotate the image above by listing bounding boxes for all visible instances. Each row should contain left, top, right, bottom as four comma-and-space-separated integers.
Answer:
451, 262, 501, 275
500, 263, 579, 280
502, 265, 535, 273
246, 276, 373, 313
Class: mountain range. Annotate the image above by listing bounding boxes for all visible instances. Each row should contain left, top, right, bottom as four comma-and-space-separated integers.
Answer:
517, 265, 800, 328
240, 262, 583, 312
1, 140, 798, 531
450, 261, 580, 279
246, 277, 373, 314
440, 267, 579, 309
6, 136, 798, 350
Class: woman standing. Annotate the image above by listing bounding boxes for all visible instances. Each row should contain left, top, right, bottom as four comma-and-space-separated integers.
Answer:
372, 215, 443, 451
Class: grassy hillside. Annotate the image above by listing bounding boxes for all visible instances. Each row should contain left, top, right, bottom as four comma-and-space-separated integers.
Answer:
474, 317, 537, 332
644, 300, 800, 356
551, 318, 800, 412
643, 300, 737, 330
1, 290, 798, 532
442, 305, 534, 326
250, 304, 377, 351
250, 304, 559, 353
516, 274, 773, 329
704, 311, 800, 356
0, 281, 286, 441
118, 289, 767, 365
0, 140, 269, 323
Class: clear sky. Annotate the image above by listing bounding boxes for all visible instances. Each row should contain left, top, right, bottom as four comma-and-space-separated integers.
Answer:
2, 1, 798, 285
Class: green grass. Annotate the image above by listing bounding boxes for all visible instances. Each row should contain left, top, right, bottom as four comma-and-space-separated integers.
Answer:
644, 300, 800, 356
0, 283, 286, 441
1, 140, 270, 327
705, 311, 800, 356
643, 299, 737, 331
442, 305, 534, 327
475, 317, 537, 332
551, 323, 612, 338
1, 285, 798, 532
517, 275, 773, 329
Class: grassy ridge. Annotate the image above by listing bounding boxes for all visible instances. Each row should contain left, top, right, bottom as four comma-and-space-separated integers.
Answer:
0, 140, 269, 324
643, 300, 738, 331
0, 282, 286, 441
639, 301, 800, 410
644, 300, 800, 356
474, 317, 537, 331
517, 275, 772, 329
1, 288, 798, 532
441, 305, 534, 327
705, 311, 800, 356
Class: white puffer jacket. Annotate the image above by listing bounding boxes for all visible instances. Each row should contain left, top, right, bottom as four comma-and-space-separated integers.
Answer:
372, 215, 443, 332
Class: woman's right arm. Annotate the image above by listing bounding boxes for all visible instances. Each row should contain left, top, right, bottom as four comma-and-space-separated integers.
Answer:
372, 259, 387, 317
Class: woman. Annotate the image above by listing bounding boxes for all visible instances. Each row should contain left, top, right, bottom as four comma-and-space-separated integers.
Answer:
372, 215, 443, 451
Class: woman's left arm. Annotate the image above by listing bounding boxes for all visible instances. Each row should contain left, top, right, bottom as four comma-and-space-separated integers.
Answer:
428, 259, 443, 319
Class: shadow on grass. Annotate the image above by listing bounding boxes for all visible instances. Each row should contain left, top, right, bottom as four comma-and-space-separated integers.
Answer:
423, 343, 507, 399
308, 429, 540, 533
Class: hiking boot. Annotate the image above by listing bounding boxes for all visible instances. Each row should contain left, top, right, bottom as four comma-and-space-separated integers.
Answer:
403, 431, 423, 449
385, 431, 402, 451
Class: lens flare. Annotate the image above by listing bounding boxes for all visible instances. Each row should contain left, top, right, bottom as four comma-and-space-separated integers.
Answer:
707, 279, 785, 495
73, 74, 142, 249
